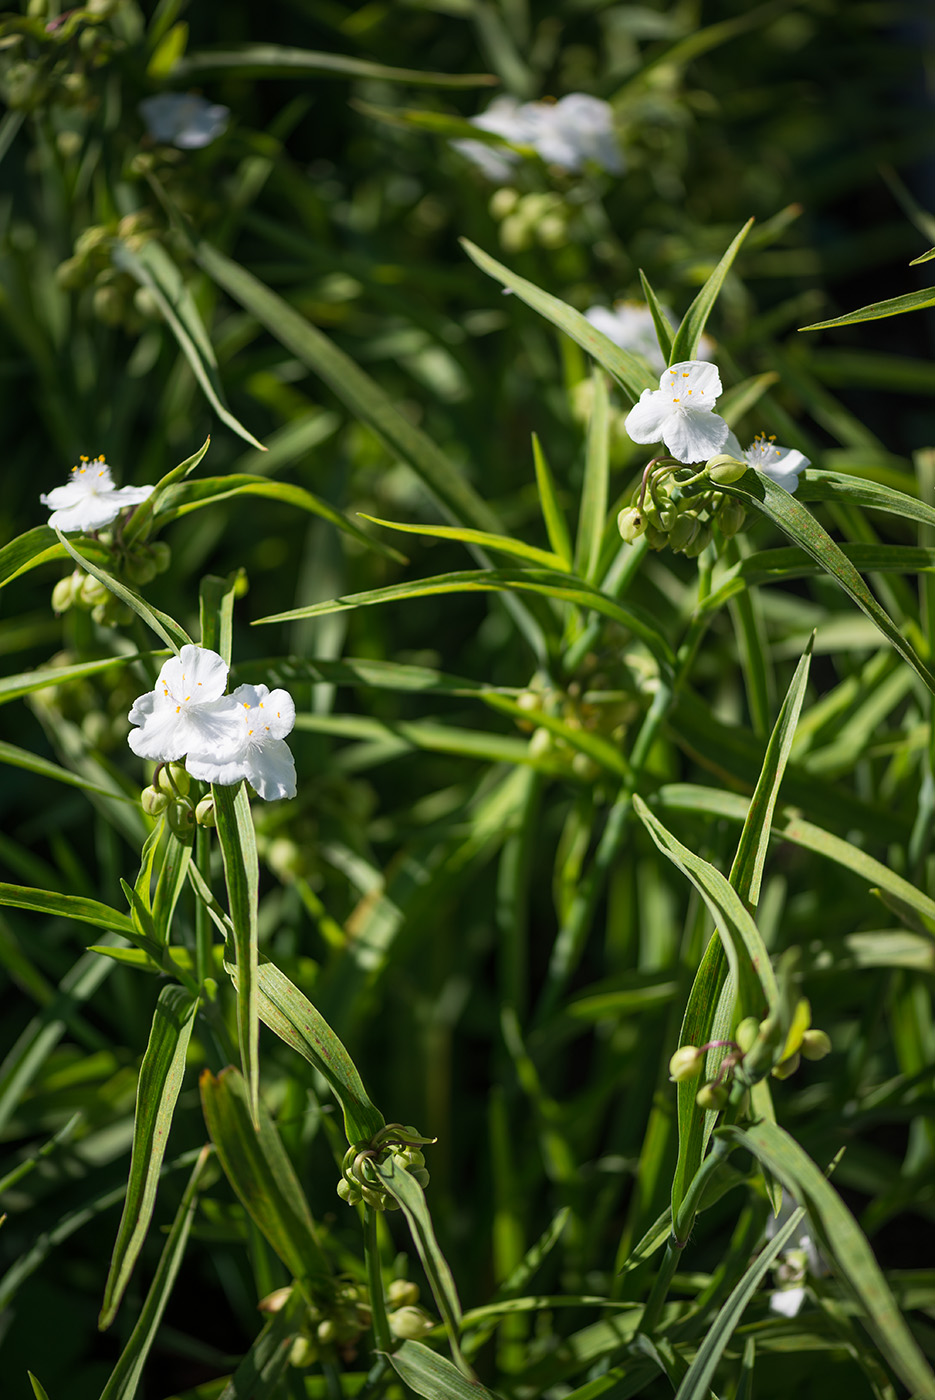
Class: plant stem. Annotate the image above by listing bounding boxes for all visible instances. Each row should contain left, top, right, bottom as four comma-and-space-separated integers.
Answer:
364, 1206, 392, 1356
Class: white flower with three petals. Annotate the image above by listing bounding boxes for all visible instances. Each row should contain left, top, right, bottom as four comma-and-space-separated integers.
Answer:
41, 457, 153, 534
187, 683, 297, 801
624, 360, 728, 464
724, 429, 809, 495
127, 645, 246, 767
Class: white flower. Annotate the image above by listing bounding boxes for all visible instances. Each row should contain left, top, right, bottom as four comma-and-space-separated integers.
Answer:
766, 1195, 826, 1317
624, 360, 728, 464
585, 301, 716, 373
454, 92, 623, 178
724, 430, 809, 494
41, 456, 153, 533
127, 645, 246, 766
140, 93, 230, 150
186, 683, 297, 800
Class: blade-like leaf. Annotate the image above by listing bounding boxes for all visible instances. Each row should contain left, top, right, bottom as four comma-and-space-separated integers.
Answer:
0, 884, 135, 936
99, 985, 199, 1329
113, 239, 265, 451
532, 434, 573, 569
54, 531, 191, 652
800, 286, 935, 330
638, 270, 675, 365
722, 470, 935, 694
0, 652, 147, 708
358, 514, 564, 570
99, 1146, 210, 1400
575, 370, 610, 584
0, 526, 109, 589
668, 219, 754, 363
123, 438, 210, 546
720, 1121, 935, 1400
173, 43, 496, 87
217, 1286, 309, 1400
388, 1339, 504, 1400
200, 1067, 332, 1297
460, 239, 656, 402
213, 781, 259, 1124
0, 739, 135, 801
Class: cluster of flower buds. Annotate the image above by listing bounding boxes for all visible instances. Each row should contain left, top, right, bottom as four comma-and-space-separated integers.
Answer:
141, 762, 216, 836
336, 1124, 433, 1211
385, 1279, 436, 1340
260, 1281, 373, 1368
56, 214, 161, 332
669, 999, 831, 1113
52, 545, 170, 624
617, 452, 748, 557
489, 188, 572, 252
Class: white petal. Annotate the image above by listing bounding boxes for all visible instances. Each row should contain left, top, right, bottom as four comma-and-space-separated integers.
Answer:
128, 706, 190, 762
260, 688, 296, 740
662, 360, 722, 399
41, 480, 91, 510
662, 407, 729, 464
722, 429, 744, 458
769, 1287, 806, 1318
182, 698, 248, 763
162, 645, 229, 702
185, 752, 248, 786
624, 389, 673, 445
46, 495, 125, 532
245, 737, 296, 801
110, 484, 154, 508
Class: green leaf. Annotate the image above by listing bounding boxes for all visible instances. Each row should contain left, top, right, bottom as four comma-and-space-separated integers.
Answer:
358, 514, 564, 570
0, 739, 135, 802
388, 1340, 504, 1400
638, 270, 674, 364
254, 568, 674, 673
0, 525, 109, 589
113, 239, 265, 451
722, 470, 935, 695
0, 883, 135, 936
460, 239, 657, 403
151, 829, 193, 947
668, 218, 754, 363
0, 652, 148, 708
800, 286, 935, 330
373, 1156, 467, 1372
123, 438, 211, 546
156, 477, 405, 563
575, 370, 610, 584
28, 1375, 51, 1400
798, 468, 935, 531
213, 782, 259, 1125
243, 956, 384, 1143
99, 1147, 210, 1400
532, 434, 573, 569
199, 571, 241, 665
54, 532, 191, 652
633, 795, 778, 1017
910, 247, 935, 266
216, 1286, 309, 1400
99, 985, 199, 1329
193, 239, 500, 533
173, 43, 496, 86
729, 637, 813, 908
672, 1203, 806, 1400
720, 1121, 935, 1400
200, 1067, 332, 1297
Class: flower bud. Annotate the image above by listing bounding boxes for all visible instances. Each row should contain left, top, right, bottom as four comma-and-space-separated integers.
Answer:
149, 541, 171, 573
668, 1045, 703, 1082
258, 1286, 293, 1314
617, 506, 647, 543
124, 550, 158, 586
387, 1279, 420, 1308
158, 762, 191, 798
316, 1318, 337, 1345
408, 1167, 430, 1189
288, 1336, 318, 1368
706, 454, 747, 485
683, 524, 713, 559
800, 1029, 832, 1061
167, 800, 195, 837
51, 575, 76, 614
771, 1051, 801, 1080
388, 1306, 435, 1340
668, 514, 699, 554
735, 1017, 760, 1054
489, 187, 519, 220
141, 785, 170, 816
79, 573, 109, 607
195, 796, 216, 828
695, 1081, 729, 1112
645, 525, 669, 552
337, 1178, 361, 1205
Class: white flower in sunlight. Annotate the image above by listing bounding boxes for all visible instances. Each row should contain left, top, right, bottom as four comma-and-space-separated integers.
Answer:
766, 1196, 826, 1317
585, 302, 716, 373
724, 430, 810, 494
624, 360, 728, 464
140, 92, 230, 150
186, 683, 297, 800
453, 92, 623, 178
40, 456, 153, 534
127, 645, 246, 765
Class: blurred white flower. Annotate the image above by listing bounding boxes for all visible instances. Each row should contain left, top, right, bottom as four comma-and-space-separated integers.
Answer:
766, 1196, 826, 1317
140, 92, 230, 150
585, 301, 716, 373
187, 683, 297, 800
128, 645, 246, 766
624, 360, 728, 464
41, 456, 153, 533
454, 92, 623, 177
724, 430, 810, 494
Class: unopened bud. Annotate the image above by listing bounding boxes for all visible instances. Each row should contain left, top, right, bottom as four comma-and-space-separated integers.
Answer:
683, 524, 713, 558
258, 1286, 293, 1314
408, 1167, 430, 1189
288, 1336, 318, 1368
149, 541, 171, 573
668, 514, 699, 554
141, 785, 169, 816
717, 497, 746, 538
668, 1045, 703, 1082
695, 1081, 729, 1111
706, 454, 747, 485
388, 1306, 435, 1340
316, 1319, 337, 1345
51, 575, 75, 613
158, 762, 191, 798
800, 1029, 832, 1061
195, 796, 216, 828
387, 1279, 420, 1308
167, 800, 195, 837
617, 506, 648, 544
79, 573, 109, 607
337, 1178, 361, 1205
771, 1051, 801, 1080
645, 525, 668, 552
736, 1017, 760, 1054
489, 187, 519, 220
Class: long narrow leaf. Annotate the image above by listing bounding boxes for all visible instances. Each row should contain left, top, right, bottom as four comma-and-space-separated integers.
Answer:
669, 219, 754, 363
388, 1340, 503, 1400
213, 781, 259, 1124
54, 532, 191, 652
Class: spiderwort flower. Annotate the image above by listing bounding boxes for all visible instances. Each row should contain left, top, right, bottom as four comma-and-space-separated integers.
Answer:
624, 361, 728, 464
127, 645, 246, 766
585, 302, 716, 373
723, 430, 809, 494
139, 92, 230, 150
41, 457, 153, 533
454, 92, 623, 178
186, 683, 297, 801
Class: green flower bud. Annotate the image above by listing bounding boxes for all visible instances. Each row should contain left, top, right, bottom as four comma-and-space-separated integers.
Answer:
79, 573, 109, 608
706, 454, 747, 485
645, 525, 669, 552
167, 800, 195, 838
800, 1029, 832, 1061
735, 1017, 760, 1054
51, 575, 75, 614
149, 541, 171, 573
288, 1336, 318, 1368
500, 213, 532, 253
683, 524, 713, 558
695, 1081, 729, 1112
258, 1286, 293, 1314
716, 496, 746, 538
409, 1167, 430, 1189
388, 1306, 435, 1340
387, 1279, 420, 1308
337, 1178, 361, 1205
93, 284, 125, 327
360, 1184, 386, 1210
668, 1045, 703, 1082
195, 796, 216, 828
538, 213, 567, 248
124, 550, 158, 586
316, 1319, 337, 1345
141, 785, 170, 816
489, 187, 519, 220
617, 506, 648, 544
55, 256, 87, 291
668, 514, 700, 554
158, 762, 190, 798
771, 1051, 801, 1080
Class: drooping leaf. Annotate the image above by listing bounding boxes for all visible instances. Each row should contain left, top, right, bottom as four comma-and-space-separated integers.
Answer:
213, 782, 259, 1124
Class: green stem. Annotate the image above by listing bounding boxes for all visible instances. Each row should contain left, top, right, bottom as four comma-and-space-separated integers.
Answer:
194, 822, 212, 986
364, 1206, 392, 1356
